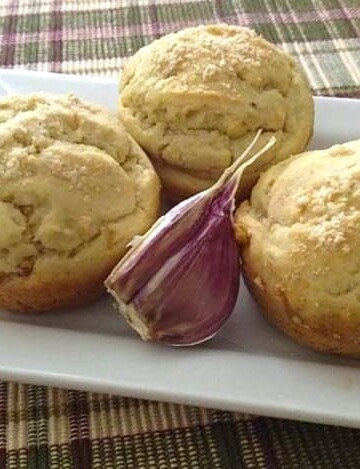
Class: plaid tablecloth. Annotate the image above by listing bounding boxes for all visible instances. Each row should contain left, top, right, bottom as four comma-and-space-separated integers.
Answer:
0, 0, 359, 468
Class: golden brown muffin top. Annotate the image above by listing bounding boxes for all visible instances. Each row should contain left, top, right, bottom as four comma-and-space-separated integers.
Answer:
235, 139, 360, 324
0, 93, 160, 276
119, 24, 313, 199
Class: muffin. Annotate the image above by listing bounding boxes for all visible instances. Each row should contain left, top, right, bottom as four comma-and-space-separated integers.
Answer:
0, 93, 160, 313
234, 140, 360, 357
119, 24, 314, 200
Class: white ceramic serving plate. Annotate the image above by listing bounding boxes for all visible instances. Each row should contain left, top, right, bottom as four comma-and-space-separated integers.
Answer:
0, 69, 359, 428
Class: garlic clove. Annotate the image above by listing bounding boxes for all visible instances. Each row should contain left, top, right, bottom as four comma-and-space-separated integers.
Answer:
105, 132, 275, 346
130, 198, 240, 345
106, 191, 212, 303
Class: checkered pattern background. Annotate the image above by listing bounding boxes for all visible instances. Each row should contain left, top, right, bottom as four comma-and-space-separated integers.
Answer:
1, 0, 359, 96
0, 0, 359, 467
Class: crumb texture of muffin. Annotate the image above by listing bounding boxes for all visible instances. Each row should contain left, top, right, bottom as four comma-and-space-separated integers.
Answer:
119, 24, 314, 200
0, 93, 161, 313
234, 139, 360, 356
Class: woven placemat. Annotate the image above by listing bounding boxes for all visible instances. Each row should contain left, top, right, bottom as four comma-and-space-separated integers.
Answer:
0, 0, 359, 468
2, 383, 360, 469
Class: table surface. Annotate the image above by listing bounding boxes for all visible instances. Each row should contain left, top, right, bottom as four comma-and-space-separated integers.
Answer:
0, 0, 359, 468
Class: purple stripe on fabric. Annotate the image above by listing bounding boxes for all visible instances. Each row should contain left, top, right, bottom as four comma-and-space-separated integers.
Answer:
1, 0, 20, 66
341, 5, 360, 36
0, 6, 358, 50
149, 2, 161, 39
1, 8, 360, 46
214, 0, 226, 20
322, 4, 360, 36
249, 6, 360, 23
50, 0, 62, 72
226, 7, 360, 29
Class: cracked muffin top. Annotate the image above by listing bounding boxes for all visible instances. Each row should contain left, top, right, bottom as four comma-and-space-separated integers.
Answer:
119, 24, 314, 200
0, 93, 161, 313
234, 139, 360, 356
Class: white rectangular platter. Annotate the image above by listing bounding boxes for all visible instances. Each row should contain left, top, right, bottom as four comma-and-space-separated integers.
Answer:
0, 69, 359, 428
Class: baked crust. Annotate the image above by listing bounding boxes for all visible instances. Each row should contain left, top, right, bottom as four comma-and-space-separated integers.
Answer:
234, 140, 360, 356
0, 93, 161, 313
242, 258, 360, 357
119, 24, 314, 200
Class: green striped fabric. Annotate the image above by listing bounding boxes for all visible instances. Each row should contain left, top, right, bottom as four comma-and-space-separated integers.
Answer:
0, 0, 358, 96
0, 0, 359, 467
